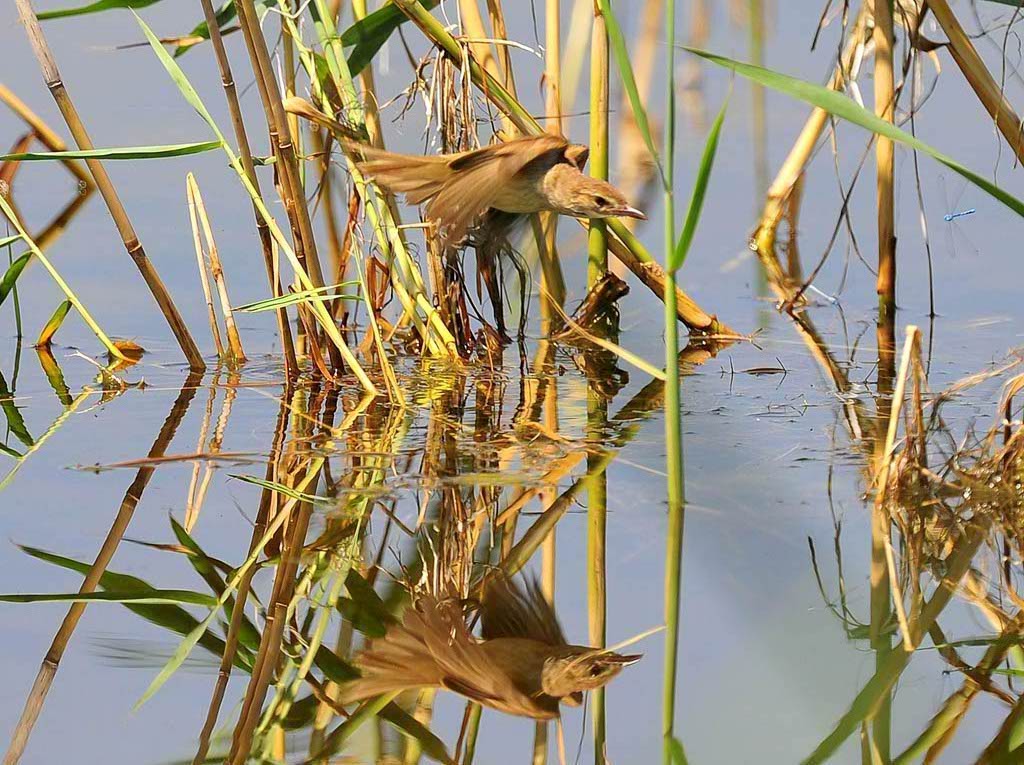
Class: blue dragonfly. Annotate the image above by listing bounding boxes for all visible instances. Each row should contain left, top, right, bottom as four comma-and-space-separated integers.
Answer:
939, 176, 979, 258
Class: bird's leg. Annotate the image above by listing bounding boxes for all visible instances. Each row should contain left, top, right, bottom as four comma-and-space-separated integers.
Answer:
475, 241, 510, 345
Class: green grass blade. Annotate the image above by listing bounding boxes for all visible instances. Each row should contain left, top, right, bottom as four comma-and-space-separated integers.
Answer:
598, 0, 665, 188
38, 0, 163, 20
235, 282, 360, 313
0, 372, 33, 449
686, 47, 1024, 220
669, 738, 689, 765
0, 194, 123, 358
172, 0, 273, 57
133, 458, 325, 709
229, 473, 330, 504
671, 97, 728, 271
133, 14, 220, 126
168, 517, 263, 652
0, 253, 31, 308
36, 300, 73, 347
19, 544, 252, 668
0, 141, 221, 162
0, 589, 217, 605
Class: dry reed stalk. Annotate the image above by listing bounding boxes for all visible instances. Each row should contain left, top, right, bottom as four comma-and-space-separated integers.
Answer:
351, 0, 387, 148
184, 374, 219, 531
192, 395, 291, 765
0, 81, 91, 188
233, 0, 333, 368
14, 0, 204, 372
874, 327, 921, 649
532, 525, 557, 764
392, 0, 735, 337
588, 0, 610, 287
186, 372, 239, 532
928, 0, 1024, 165
486, 0, 518, 97
458, 0, 502, 83
227, 397, 322, 764
2, 377, 200, 765
198, 0, 296, 375
754, 5, 868, 253
187, 178, 226, 357
538, 0, 567, 317
561, 0, 593, 106
616, 0, 661, 221
187, 175, 246, 362
873, 0, 896, 312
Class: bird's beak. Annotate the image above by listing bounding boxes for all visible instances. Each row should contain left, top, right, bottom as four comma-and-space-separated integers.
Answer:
613, 205, 647, 221
600, 653, 643, 666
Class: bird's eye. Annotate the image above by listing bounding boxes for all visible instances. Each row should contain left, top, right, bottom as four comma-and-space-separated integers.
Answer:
594, 196, 609, 207
589, 666, 603, 677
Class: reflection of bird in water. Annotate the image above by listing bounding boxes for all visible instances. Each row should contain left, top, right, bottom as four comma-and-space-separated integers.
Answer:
284, 97, 646, 245
340, 576, 640, 719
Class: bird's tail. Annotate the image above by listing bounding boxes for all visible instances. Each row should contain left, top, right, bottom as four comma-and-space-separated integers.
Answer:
282, 96, 450, 205
338, 605, 446, 704
354, 151, 451, 205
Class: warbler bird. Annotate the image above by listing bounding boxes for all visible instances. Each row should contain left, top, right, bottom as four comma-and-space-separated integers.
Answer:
284, 97, 646, 244
339, 575, 641, 719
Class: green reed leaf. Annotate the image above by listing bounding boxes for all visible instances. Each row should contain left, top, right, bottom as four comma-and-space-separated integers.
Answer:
0, 253, 31, 308
341, 0, 441, 75
36, 300, 72, 348
38, 0, 163, 20
19, 544, 253, 669
0, 141, 221, 162
672, 96, 728, 272
687, 47, 1024, 220
235, 282, 360, 313
598, 0, 665, 189
0, 371, 33, 449
0, 589, 217, 605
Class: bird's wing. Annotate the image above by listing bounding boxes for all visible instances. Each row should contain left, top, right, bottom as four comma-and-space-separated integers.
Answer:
352, 146, 453, 206
425, 134, 570, 243
413, 597, 551, 718
479, 574, 569, 646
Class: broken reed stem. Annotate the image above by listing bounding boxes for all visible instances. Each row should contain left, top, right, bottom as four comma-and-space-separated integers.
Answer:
187, 175, 246, 363
588, 0, 610, 287
754, 4, 867, 253
187, 175, 226, 358
873, 0, 896, 313
875, 326, 921, 652
14, 0, 205, 372
0, 81, 91, 188
236, 0, 325, 291
392, 0, 734, 336
197, 0, 297, 376
928, 0, 1024, 165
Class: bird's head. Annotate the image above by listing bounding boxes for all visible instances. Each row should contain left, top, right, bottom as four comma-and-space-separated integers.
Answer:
546, 169, 647, 221
540, 648, 642, 698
